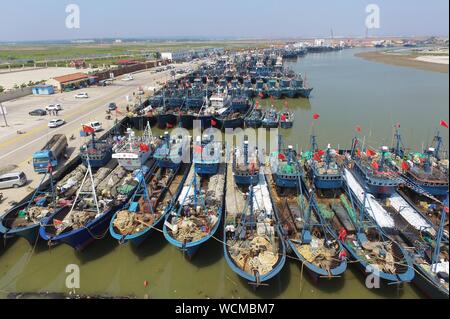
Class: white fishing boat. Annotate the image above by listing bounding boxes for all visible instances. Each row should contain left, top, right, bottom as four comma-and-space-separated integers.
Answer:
112, 123, 161, 171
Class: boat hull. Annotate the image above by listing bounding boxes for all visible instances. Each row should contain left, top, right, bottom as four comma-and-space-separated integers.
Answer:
274, 174, 300, 189
313, 176, 344, 190
157, 113, 177, 129
39, 207, 118, 251
280, 121, 293, 129
412, 264, 449, 299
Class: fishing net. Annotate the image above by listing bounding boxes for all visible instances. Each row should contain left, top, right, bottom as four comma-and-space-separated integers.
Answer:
318, 204, 334, 220
340, 195, 357, 224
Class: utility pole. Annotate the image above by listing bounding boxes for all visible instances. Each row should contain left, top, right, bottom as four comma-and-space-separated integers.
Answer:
0, 103, 8, 127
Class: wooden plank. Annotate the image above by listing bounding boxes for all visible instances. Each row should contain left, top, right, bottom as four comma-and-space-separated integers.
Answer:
331, 203, 356, 233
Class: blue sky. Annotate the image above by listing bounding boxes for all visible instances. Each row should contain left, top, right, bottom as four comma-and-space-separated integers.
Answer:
0, 0, 448, 41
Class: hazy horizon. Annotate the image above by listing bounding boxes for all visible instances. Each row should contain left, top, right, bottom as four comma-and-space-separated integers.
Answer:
0, 0, 448, 42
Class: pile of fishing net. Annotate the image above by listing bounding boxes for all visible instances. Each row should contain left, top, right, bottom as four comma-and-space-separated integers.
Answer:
114, 210, 157, 235
318, 204, 335, 220
231, 236, 279, 276
172, 216, 209, 242
296, 237, 337, 271
361, 240, 396, 274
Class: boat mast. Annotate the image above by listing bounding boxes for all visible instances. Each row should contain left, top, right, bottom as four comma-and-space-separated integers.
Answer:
378, 146, 389, 172
431, 194, 449, 271
301, 190, 314, 244
432, 131, 443, 161
310, 134, 318, 153
394, 127, 404, 157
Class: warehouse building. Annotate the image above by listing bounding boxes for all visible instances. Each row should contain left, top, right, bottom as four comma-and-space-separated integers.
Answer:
47, 72, 91, 92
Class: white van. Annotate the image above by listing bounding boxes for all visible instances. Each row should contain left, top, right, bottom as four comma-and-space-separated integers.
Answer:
0, 172, 27, 189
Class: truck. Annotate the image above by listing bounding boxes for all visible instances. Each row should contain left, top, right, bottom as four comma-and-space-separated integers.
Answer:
32, 134, 68, 173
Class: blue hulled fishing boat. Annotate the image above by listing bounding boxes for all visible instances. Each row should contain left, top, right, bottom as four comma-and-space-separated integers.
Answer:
224, 169, 286, 286
80, 132, 113, 168
272, 140, 303, 189
307, 135, 343, 190
233, 139, 260, 186
270, 180, 348, 281
163, 164, 226, 259
341, 169, 416, 283
245, 105, 264, 128
392, 129, 449, 197
350, 138, 402, 198
109, 162, 191, 246
153, 132, 189, 169
193, 135, 222, 176
261, 107, 280, 129
0, 169, 56, 245
39, 160, 148, 250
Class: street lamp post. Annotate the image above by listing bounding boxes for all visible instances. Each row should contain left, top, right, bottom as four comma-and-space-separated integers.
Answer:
0, 103, 8, 127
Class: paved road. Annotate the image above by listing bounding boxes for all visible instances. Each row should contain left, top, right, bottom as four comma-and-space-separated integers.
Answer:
0, 61, 201, 213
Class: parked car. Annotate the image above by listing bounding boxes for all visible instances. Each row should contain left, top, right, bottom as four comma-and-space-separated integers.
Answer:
48, 119, 65, 128
46, 104, 62, 111
108, 103, 117, 111
29, 109, 47, 116
75, 92, 89, 99
0, 172, 27, 189
86, 121, 102, 132
122, 74, 134, 81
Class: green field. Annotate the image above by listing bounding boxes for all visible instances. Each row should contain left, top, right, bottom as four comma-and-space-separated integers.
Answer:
0, 40, 276, 69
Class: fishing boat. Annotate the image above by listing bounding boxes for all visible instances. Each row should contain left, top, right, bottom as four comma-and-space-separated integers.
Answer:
153, 132, 189, 169
223, 167, 286, 286
0, 168, 56, 245
392, 129, 448, 197
272, 140, 303, 189
233, 138, 260, 186
279, 110, 294, 129
306, 135, 344, 190
386, 191, 449, 298
193, 135, 222, 176
39, 159, 148, 250
109, 162, 191, 246
261, 107, 280, 129
80, 132, 113, 168
267, 172, 347, 281
341, 168, 416, 283
350, 138, 402, 198
112, 124, 161, 171
245, 105, 264, 128
163, 164, 226, 259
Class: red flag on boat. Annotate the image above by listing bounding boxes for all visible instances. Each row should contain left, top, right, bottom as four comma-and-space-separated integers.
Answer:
313, 113, 320, 120
278, 153, 286, 161
356, 125, 361, 133
313, 152, 321, 161
356, 149, 362, 158
318, 150, 325, 157
396, 122, 401, 128
211, 119, 217, 126
194, 145, 203, 154
366, 149, 377, 157
140, 143, 150, 152
440, 120, 449, 129
401, 161, 410, 171
82, 125, 95, 134
53, 219, 63, 226
371, 161, 379, 170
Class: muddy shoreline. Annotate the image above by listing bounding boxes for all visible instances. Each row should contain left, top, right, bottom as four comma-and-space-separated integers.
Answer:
356, 51, 449, 73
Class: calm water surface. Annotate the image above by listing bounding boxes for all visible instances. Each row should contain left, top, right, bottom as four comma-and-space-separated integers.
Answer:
0, 48, 447, 299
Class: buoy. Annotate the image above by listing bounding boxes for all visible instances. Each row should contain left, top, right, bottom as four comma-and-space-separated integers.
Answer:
144, 280, 149, 288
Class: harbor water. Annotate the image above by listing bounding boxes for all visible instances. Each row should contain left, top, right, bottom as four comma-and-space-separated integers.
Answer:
0, 48, 448, 299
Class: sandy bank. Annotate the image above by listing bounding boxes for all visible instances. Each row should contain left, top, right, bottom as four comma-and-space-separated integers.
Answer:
356, 51, 449, 73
